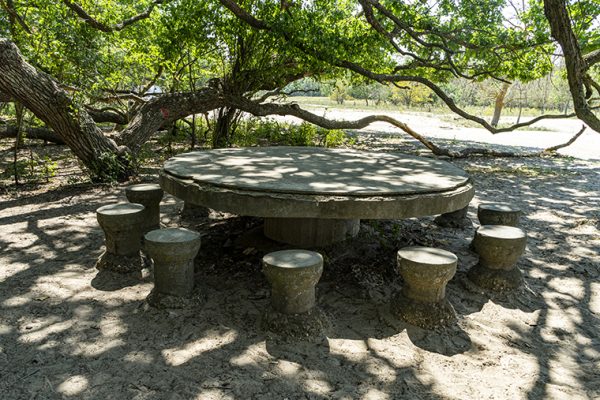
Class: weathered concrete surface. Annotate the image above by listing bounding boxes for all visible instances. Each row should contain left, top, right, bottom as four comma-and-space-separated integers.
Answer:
468, 225, 527, 291
164, 147, 470, 195
261, 250, 329, 339
144, 228, 201, 303
96, 203, 145, 272
261, 306, 331, 341
262, 250, 323, 315
472, 226, 526, 270
392, 246, 457, 329
477, 203, 521, 227
125, 184, 163, 232
159, 148, 474, 220
434, 205, 471, 228
264, 218, 360, 247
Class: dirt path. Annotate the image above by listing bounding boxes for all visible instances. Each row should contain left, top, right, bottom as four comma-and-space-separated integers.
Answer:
0, 136, 599, 399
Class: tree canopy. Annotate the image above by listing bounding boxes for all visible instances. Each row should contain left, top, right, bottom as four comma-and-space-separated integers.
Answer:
0, 0, 598, 180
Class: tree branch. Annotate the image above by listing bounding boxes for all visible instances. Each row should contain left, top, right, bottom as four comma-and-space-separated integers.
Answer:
542, 125, 586, 153
85, 106, 129, 125
0, 125, 65, 144
0, 0, 32, 34
218, 0, 581, 135
226, 95, 585, 158
62, 0, 167, 32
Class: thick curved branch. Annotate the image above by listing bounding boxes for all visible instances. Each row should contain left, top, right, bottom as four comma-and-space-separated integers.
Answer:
226, 95, 585, 158
117, 88, 224, 151
85, 106, 129, 125
62, 0, 167, 32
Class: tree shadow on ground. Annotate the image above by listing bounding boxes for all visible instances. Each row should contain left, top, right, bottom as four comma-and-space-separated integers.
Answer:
0, 152, 599, 399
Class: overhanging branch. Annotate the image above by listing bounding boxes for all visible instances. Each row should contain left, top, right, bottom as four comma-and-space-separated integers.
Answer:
218, 0, 583, 135
62, 0, 167, 32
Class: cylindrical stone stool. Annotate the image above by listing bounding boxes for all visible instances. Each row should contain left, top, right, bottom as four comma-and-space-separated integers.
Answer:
477, 203, 521, 227
392, 246, 457, 329
261, 250, 330, 338
144, 228, 201, 306
96, 203, 145, 272
125, 184, 164, 233
263, 250, 323, 314
468, 225, 527, 291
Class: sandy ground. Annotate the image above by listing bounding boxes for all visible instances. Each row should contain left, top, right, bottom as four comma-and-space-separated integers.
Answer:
1, 124, 599, 399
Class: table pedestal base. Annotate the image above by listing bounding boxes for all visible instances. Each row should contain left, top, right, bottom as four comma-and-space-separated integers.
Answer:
264, 218, 360, 247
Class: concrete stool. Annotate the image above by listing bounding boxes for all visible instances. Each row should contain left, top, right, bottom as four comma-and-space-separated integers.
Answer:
125, 184, 164, 233
144, 228, 201, 305
261, 250, 330, 338
468, 225, 526, 291
392, 246, 457, 329
263, 250, 323, 314
478, 203, 521, 227
434, 205, 471, 228
96, 203, 145, 272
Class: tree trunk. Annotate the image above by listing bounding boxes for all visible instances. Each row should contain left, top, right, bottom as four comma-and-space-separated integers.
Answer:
0, 39, 225, 181
0, 39, 131, 181
212, 107, 237, 148
544, 0, 600, 133
490, 82, 510, 127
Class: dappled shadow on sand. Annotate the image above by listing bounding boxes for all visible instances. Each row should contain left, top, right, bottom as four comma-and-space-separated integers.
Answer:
0, 153, 598, 399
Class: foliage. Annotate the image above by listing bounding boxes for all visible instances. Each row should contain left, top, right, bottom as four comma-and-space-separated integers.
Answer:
233, 119, 352, 147
1, 154, 58, 183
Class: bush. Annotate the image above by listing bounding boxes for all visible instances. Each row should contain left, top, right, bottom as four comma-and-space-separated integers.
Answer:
232, 119, 352, 148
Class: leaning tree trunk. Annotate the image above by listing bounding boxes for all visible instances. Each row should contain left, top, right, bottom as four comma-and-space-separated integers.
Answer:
0, 39, 131, 181
490, 82, 510, 127
544, 0, 600, 133
0, 39, 226, 181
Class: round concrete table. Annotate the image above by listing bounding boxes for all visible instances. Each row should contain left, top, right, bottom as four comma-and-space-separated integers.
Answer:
160, 147, 474, 246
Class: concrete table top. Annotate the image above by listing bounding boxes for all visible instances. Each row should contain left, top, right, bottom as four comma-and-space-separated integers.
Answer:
159, 147, 474, 219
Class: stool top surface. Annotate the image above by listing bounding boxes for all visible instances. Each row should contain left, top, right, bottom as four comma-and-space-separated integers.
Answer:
477, 225, 526, 239
263, 249, 323, 269
397, 246, 457, 265
97, 202, 144, 216
478, 203, 520, 212
145, 227, 200, 244
126, 183, 163, 193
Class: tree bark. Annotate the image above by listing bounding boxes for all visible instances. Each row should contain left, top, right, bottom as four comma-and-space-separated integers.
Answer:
544, 0, 600, 132
212, 107, 238, 148
491, 82, 510, 127
0, 39, 130, 181
0, 125, 65, 144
